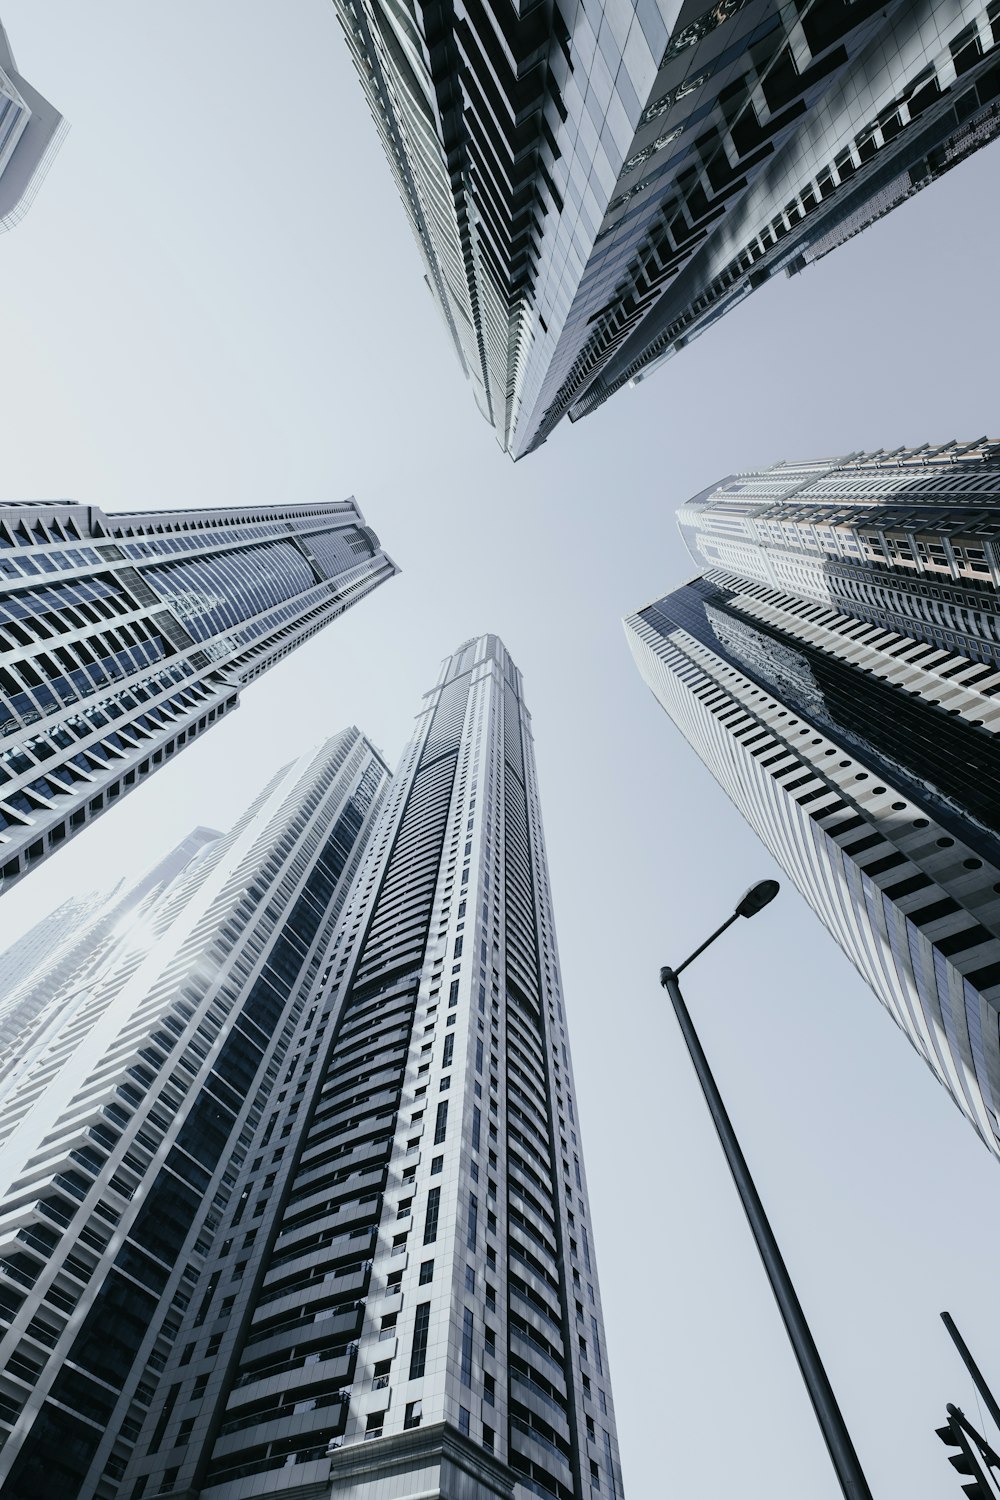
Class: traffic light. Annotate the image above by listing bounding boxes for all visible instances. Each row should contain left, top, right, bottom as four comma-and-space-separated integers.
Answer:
937, 1404, 1000, 1499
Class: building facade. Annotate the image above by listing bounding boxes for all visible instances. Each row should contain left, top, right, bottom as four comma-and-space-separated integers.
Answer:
0, 19, 66, 232
626, 441, 1000, 1157
0, 829, 219, 1089
332, 0, 1000, 456
115, 634, 622, 1500
0, 497, 397, 892
0, 637, 624, 1499
0, 730, 391, 1498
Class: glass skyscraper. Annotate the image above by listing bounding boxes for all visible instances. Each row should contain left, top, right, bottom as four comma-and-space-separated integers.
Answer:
0, 19, 66, 232
0, 731, 391, 1498
626, 441, 1000, 1156
332, 0, 1000, 456
0, 497, 397, 891
0, 639, 623, 1500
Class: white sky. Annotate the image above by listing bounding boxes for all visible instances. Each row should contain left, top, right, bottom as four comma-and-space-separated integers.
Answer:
2, 4, 1000, 1497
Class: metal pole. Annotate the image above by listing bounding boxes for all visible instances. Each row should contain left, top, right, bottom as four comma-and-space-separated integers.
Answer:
660, 966, 874, 1500
942, 1313, 1000, 1438
672, 912, 740, 979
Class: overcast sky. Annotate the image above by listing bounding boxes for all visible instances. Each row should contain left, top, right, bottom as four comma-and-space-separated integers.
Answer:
3, 5, 1000, 1497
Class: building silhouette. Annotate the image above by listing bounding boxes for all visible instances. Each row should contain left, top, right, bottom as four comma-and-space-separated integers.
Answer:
0, 498, 397, 891
0, 829, 219, 1091
627, 441, 1000, 1157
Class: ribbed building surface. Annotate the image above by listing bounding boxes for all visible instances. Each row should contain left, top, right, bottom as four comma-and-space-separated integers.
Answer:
0, 19, 66, 232
333, 0, 1000, 456
0, 498, 397, 891
111, 635, 623, 1500
0, 731, 390, 1499
626, 440, 1000, 1157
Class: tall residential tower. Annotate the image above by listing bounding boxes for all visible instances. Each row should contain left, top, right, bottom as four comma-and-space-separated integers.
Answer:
0, 731, 391, 1497
0, 498, 397, 891
626, 441, 1000, 1157
332, 0, 1000, 455
123, 635, 623, 1500
0, 638, 624, 1500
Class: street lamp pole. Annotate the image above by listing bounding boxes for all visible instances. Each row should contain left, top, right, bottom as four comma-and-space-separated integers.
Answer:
660, 881, 874, 1500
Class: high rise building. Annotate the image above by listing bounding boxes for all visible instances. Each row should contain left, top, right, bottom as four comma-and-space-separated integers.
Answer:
0, 828, 219, 1090
0, 730, 391, 1498
0, 19, 66, 232
333, 0, 1000, 456
0, 498, 398, 892
135, 634, 622, 1500
626, 441, 1000, 1157
0, 637, 624, 1500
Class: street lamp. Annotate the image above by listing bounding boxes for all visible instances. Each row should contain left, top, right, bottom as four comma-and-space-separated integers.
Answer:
660, 881, 874, 1500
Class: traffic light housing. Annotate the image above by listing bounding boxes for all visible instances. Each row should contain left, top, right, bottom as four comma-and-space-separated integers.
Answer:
937, 1405, 1000, 1499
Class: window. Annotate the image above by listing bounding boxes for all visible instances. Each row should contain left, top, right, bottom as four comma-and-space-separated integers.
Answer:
471, 1106, 481, 1152
442, 1034, 455, 1067
404, 1399, 423, 1429
431, 1155, 443, 1175
483, 1424, 494, 1452
439, 1075, 451, 1091
372, 1359, 390, 1390
379, 1313, 397, 1340
365, 1411, 385, 1440
419, 1259, 434, 1284
434, 1101, 448, 1144
460, 1308, 474, 1386
458, 1405, 471, 1436
409, 1302, 431, 1379
467, 1193, 478, 1251
423, 1187, 441, 1245
484, 1325, 495, 1353
484, 1372, 495, 1406
465, 1265, 475, 1293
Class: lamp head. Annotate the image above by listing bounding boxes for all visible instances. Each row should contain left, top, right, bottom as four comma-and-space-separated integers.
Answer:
735, 879, 780, 919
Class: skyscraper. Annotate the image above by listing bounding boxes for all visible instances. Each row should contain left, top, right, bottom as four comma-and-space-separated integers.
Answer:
0, 637, 624, 1500
333, 0, 1000, 456
0, 730, 391, 1498
0, 19, 66, 232
626, 441, 1000, 1157
0, 498, 398, 891
134, 634, 622, 1500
